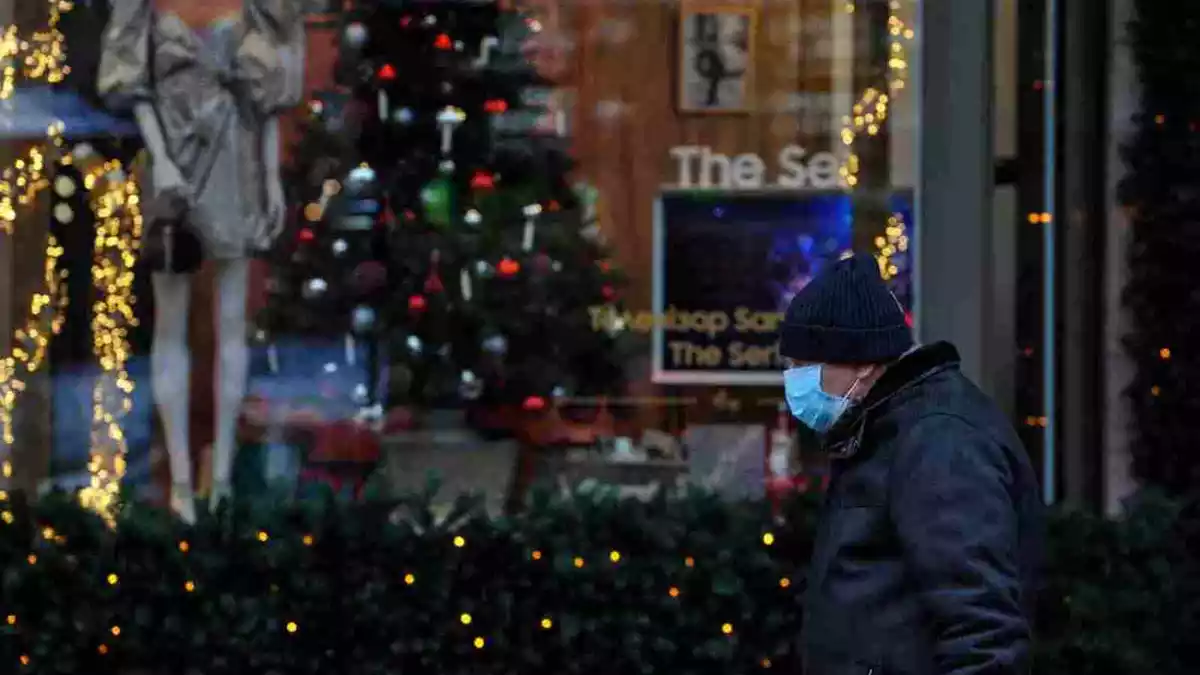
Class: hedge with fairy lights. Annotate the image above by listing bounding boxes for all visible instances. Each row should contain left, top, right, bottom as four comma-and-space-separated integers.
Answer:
1120, 1, 1200, 494
0, 488, 1194, 674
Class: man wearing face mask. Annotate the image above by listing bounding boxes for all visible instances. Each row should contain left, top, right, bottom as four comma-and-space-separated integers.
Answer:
780, 253, 1043, 675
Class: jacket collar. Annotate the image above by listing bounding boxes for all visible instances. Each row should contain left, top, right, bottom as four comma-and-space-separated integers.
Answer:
822, 341, 961, 457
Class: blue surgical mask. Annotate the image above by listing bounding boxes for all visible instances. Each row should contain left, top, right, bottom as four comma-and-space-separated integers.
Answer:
783, 365, 858, 433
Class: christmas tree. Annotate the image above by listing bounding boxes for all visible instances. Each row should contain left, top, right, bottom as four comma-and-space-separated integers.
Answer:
1120, 0, 1200, 495
337, 1, 630, 411
254, 89, 388, 410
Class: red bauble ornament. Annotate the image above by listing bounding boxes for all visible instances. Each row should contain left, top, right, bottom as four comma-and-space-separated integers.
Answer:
434, 33, 452, 49
484, 99, 508, 113
298, 228, 315, 243
601, 284, 616, 300
522, 395, 547, 411
498, 257, 520, 277
905, 311, 914, 328
470, 171, 495, 189
408, 294, 427, 311
378, 64, 397, 80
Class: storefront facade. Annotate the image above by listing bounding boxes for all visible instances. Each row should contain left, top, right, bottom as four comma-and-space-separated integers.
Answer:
1, 0, 1137, 515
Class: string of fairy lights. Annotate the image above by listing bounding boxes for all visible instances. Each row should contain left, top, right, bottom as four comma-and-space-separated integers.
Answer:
79, 152, 141, 524
836, 0, 914, 281
0, 0, 138, 523
0, 127, 68, 480
5, 527, 791, 667
0, 0, 72, 101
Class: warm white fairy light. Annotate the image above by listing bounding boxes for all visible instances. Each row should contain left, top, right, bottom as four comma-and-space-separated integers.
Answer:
874, 212, 908, 280
838, 0, 914, 188
0, 123, 68, 483
0, 0, 73, 101
77, 152, 141, 525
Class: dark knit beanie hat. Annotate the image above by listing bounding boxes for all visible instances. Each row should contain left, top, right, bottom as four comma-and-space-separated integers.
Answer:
779, 252, 914, 364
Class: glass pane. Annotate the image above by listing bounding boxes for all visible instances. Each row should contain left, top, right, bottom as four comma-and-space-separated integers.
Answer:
0, 0, 918, 514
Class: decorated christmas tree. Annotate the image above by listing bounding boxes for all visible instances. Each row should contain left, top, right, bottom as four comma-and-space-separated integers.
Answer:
337, 1, 630, 411
254, 89, 388, 411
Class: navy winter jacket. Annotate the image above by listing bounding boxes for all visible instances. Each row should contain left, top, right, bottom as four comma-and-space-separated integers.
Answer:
800, 342, 1044, 675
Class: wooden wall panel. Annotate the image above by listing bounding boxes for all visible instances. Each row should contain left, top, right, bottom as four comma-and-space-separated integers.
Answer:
526, 0, 835, 310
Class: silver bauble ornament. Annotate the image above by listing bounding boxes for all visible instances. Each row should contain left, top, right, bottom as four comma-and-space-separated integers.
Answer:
344, 22, 368, 48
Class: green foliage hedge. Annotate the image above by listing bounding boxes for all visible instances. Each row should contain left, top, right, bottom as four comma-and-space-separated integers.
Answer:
0, 487, 1194, 675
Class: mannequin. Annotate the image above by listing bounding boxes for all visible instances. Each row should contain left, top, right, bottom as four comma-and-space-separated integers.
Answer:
98, 0, 306, 521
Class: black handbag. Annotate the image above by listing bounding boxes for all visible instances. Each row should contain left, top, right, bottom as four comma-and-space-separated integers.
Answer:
141, 187, 203, 274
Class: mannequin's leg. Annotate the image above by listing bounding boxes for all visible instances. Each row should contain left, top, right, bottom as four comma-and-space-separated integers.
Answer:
210, 258, 250, 508
150, 272, 195, 523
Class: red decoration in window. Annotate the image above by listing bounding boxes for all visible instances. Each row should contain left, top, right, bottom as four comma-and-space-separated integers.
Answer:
498, 258, 520, 277
434, 33, 452, 50
470, 171, 495, 189
408, 295, 427, 311
522, 396, 547, 411
378, 64, 397, 80
484, 99, 508, 113
298, 228, 315, 243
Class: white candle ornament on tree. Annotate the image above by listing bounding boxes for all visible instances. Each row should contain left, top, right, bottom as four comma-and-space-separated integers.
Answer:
436, 106, 466, 154
522, 203, 542, 252
460, 268, 473, 301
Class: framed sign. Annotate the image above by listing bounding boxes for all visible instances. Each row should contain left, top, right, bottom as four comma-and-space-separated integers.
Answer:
651, 189, 915, 385
677, 3, 757, 114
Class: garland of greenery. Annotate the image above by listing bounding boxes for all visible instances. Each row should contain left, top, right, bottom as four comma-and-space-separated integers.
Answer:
0, 487, 1192, 674
1119, 1, 1200, 494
